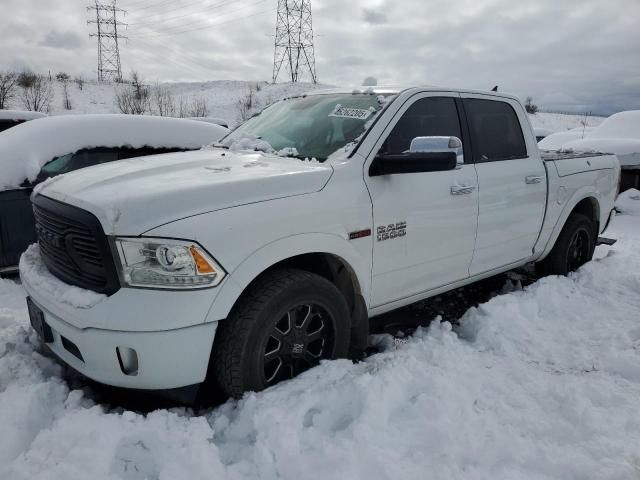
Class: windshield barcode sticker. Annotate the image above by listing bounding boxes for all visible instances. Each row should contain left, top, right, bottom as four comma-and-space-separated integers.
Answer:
329, 104, 375, 120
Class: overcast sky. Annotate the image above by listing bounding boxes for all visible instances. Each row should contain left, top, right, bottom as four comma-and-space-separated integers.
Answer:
1, 0, 639, 114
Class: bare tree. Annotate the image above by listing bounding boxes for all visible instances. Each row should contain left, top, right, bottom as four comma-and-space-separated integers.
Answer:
525, 97, 539, 114
114, 71, 150, 115
188, 97, 209, 117
74, 76, 85, 91
21, 75, 53, 112
0, 71, 18, 109
17, 70, 37, 89
56, 72, 70, 82
152, 85, 176, 117
237, 86, 255, 122
61, 79, 72, 110
177, 96, 188, 118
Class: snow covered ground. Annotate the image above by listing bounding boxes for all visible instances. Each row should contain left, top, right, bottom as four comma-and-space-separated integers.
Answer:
2, 79, 321, 128
1, 78, 605, 131
1, 190, 639, 479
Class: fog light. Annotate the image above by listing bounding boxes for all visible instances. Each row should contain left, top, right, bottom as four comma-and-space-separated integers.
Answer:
116, 347, 139, 376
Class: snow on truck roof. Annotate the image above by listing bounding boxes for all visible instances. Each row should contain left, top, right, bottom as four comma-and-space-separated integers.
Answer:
0, 114, 228, 190
0, 110, 47, 121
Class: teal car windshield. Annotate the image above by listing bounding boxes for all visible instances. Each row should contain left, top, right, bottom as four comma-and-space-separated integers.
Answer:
224, 94, 388, 161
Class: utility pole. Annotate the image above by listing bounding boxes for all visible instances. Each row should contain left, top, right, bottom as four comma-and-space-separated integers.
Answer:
87, 1, 127, 82
272, 0, 317, 84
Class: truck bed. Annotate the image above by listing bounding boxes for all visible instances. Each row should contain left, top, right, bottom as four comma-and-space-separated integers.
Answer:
540, 150, 610, 162
541, 150, 618, 177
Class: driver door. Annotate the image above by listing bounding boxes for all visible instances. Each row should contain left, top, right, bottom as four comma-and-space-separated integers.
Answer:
364, 94, 479, 308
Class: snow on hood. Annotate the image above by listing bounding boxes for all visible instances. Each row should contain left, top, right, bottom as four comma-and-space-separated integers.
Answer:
37, 148, 333, 234
0, 110, 47, 121
0, 114, 229, 191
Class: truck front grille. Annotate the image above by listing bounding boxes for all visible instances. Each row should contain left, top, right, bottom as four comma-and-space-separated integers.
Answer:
32, 195, 120, 295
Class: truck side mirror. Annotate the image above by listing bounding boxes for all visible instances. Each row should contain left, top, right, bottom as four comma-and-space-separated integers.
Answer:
369, 136, 463, 176
409, 136, 464, 168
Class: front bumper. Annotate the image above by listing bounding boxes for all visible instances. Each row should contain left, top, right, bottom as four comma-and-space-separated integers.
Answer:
22, 276, 221, 390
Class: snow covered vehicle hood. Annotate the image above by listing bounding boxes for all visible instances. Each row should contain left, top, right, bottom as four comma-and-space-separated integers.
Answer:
36, 149, 333, 234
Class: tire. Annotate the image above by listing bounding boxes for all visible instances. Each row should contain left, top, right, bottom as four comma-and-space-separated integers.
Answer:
536, 213, 596, 277
211, 268, 351, 398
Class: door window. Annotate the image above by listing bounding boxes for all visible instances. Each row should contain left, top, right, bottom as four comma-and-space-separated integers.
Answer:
382, 97, 463, 155
463, 98, 527, 162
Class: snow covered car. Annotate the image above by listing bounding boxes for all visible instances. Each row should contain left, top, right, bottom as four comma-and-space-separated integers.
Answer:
560, 111, 640, 191
533, 127, 554, 142
189, 117, 230, 128
0, 114, 228, 273
0, 110, 47, 133
21, 87, 620, 401
537, 126, 596, 150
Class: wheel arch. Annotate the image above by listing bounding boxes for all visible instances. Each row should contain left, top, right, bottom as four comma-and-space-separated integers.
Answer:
537, 190, 601, 262
204, 233, 371, 326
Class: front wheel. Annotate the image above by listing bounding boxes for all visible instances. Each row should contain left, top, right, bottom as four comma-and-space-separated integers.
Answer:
536, 213, 596, 276
211, 269, 351, 398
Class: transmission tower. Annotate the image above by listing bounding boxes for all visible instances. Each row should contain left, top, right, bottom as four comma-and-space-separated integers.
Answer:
87, 1, 127, 82
272, 0, 317, 84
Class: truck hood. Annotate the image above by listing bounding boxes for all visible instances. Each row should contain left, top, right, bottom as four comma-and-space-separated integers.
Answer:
37, 149, 333, 234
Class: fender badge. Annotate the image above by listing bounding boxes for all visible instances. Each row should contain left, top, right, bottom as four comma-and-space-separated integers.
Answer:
349, 229, 372, 240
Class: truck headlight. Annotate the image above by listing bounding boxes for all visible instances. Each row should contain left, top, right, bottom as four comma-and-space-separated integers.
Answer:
114, 238, 226, 289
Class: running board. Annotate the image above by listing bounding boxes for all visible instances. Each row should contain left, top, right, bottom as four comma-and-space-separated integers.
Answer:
597, 237, 617, 246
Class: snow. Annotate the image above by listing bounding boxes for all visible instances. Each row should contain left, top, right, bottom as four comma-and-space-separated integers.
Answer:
1, 192, 639, 478
0, 110, 47, 121
538, 128, 596, 150
18, 245, 106, 309
528, 112, 604, 133
0, 114, 228, 190
539, 111, 640, 167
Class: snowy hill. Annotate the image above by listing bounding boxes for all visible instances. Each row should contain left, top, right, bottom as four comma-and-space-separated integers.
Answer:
2, 79, 606, 131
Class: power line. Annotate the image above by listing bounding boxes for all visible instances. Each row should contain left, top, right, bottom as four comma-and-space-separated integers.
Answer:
129, 0, 259, 26
129, 4, 274, 38
272, 0, 317, 84
87, 1, 127, 82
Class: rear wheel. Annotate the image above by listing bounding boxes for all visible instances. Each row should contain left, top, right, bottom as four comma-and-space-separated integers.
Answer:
537, 213, 596, 276
211, 269, 351, 398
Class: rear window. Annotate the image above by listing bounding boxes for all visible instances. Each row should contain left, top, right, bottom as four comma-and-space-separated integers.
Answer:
464, 98, 527, 162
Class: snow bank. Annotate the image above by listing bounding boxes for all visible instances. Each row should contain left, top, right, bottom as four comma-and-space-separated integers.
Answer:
0, 110, 47, 121
0, 114, 228, 190
1, 207, 640, 479
18, 244, 106, 309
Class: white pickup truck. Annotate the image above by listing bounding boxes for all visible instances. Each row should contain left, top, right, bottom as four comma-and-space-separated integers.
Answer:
21, 87, 620, 400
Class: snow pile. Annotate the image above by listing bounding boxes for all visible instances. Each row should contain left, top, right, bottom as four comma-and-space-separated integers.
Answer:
0, 114, 228, 190
0, 110, 47, 121
18, 245, 106, 309
0, 201, 639, 478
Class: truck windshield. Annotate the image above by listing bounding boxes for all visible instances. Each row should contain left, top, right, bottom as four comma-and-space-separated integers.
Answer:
223, 94, 387, 161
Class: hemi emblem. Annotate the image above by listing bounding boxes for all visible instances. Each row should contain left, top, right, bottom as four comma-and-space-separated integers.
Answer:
349, 229, 372, 240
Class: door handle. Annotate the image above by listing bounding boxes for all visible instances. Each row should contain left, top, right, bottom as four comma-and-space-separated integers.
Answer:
450, 185, 476, 195
525, 175, 544, 184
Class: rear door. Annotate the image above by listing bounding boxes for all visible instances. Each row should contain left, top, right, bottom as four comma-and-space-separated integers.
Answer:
461, 95, 546, 275
365, 93, 479, 307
